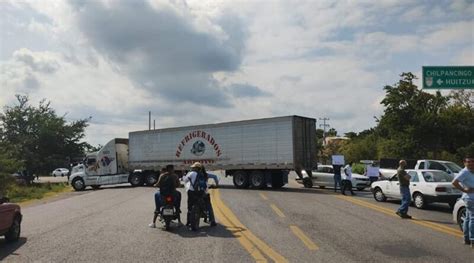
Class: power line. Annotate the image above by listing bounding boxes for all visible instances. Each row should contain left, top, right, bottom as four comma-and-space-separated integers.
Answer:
319, 117, 330, 146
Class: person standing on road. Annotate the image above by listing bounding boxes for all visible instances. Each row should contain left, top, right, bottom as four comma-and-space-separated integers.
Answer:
332, 164, 342, 192
342, 162, 355, 195
452, 155, 474, 247
396, 160, 412, 219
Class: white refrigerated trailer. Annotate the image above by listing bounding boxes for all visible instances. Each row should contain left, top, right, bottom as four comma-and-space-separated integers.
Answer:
69, 116, 317, 191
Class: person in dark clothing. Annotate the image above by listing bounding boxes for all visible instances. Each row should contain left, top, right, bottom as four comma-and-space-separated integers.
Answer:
396, 160, 412, 219
149, 165, 182, 228
333, 165, 342, 192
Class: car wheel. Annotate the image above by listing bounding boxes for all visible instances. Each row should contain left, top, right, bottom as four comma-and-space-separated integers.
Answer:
5, 215, 21, 242
373, 187, 386, 202
457, 207, 466, 231
250, 171, 265, 189
72, 178, 86, 191
413, 193, 426, 209
233, 171, 249, 189
91, 185, 101, 190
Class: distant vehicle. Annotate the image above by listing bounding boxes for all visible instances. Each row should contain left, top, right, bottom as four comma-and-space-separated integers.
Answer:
52, 168, 69, 177
371, 169, 462, 209
295, 164, 371, 191
0, 197, 22, 242
452, 199, 466, 231
379, 159, 462, 178
11, 171, 34, 185
69, 116, 316, 191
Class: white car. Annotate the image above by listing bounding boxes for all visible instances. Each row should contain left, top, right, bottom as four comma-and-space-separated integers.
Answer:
371, 169, 461, 209
296, 165, 371, 191
51, 168, 69, 177
452, 199, 466, 231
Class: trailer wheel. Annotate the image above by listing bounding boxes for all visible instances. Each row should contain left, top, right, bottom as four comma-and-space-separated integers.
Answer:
250, 171, 265, 189
129, 173, 143, 187
233, 171, 249, 189
271, 173, 285, 189
144, 173, 158, 186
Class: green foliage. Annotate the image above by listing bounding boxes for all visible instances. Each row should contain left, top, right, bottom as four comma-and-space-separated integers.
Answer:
322, 73, 474, 164
0, 95, 91, 175
352, 163, 365, 175
6, 182, 70, 203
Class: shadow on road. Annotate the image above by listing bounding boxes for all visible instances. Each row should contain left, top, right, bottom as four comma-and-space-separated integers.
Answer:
153, 223, 237, 239
0, 237, 27, 261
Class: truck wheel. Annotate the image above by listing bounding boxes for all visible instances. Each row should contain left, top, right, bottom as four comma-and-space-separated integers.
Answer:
129, 173, 143, 187
5, 215, 21, 242
233, 171, 249, 189
72, 178, 86, 191
145, 173, 158, 186
250, 171, 265, 189
303, 178, 313, 188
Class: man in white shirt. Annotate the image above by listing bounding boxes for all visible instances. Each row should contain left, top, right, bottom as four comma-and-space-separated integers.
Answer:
342, 162, 355, 195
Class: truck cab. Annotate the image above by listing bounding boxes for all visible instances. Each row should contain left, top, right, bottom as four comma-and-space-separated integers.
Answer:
69, 138, 132, 191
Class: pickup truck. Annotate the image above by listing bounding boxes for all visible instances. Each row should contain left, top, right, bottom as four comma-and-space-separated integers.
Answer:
379, 159, 462, 179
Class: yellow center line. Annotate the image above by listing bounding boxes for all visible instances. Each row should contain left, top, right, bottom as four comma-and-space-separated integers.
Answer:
270, 204, 286, 218
259, 193, 269, 200
336, 195, 463, 238
211, 189, 289, 263
290, 225, 319, 251
211, 194, 267, 262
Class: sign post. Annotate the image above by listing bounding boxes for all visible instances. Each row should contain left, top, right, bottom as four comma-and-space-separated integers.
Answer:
422, 66, 474, 89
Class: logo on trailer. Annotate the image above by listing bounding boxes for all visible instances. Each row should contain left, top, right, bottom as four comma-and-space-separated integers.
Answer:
175, 130, 222, 158
191, 141, 206, 156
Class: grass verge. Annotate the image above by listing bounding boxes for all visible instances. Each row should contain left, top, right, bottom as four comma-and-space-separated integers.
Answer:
7, 182, 71, 203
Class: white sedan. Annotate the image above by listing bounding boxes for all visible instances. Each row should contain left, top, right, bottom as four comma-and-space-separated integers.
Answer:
51, 168, 69, 177
452, 199, 466, 231
296, 165, 371, 191
371, 169, 461, 209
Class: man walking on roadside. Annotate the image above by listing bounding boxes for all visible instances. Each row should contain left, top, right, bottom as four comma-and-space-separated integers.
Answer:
396, 160, 412, 219
333, 164, 342, 192
452, 155, 474, 248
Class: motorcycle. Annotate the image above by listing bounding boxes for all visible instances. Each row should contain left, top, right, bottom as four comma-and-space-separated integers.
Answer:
160, 194, 180, 231
189, 192, 209, 231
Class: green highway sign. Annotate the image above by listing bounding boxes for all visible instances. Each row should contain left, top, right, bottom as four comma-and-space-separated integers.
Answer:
422, 66, 474, 89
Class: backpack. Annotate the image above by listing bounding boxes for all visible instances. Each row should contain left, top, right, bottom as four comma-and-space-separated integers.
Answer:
192, 171, 208, 193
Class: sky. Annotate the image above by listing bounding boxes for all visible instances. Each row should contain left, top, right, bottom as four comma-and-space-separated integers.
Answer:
1, 0, 473, 146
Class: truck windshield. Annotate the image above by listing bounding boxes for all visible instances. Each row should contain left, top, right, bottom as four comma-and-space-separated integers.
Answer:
443, 162, 462, 173
422, 171, 452, 182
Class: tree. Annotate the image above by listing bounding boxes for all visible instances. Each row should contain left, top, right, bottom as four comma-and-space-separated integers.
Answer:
0, 95, 91, 174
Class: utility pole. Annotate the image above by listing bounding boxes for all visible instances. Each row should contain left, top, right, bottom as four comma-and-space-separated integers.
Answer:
148, 111, 151, 130
319, 117, 330, 146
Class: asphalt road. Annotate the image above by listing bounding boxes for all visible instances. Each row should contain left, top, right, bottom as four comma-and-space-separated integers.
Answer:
1, 173, 472, 262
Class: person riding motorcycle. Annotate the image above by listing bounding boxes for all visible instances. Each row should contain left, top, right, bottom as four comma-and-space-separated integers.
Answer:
182, 162, 217, 228
148, 165, 182, 228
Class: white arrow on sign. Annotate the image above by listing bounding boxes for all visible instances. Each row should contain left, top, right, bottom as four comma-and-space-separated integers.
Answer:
437, 79, 443, 85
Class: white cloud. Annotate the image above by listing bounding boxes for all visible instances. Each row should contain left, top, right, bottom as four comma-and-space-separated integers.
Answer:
1, 0, 473, 146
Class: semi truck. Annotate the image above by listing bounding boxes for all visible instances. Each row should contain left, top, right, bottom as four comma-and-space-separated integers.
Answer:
69, 115, 317, 191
